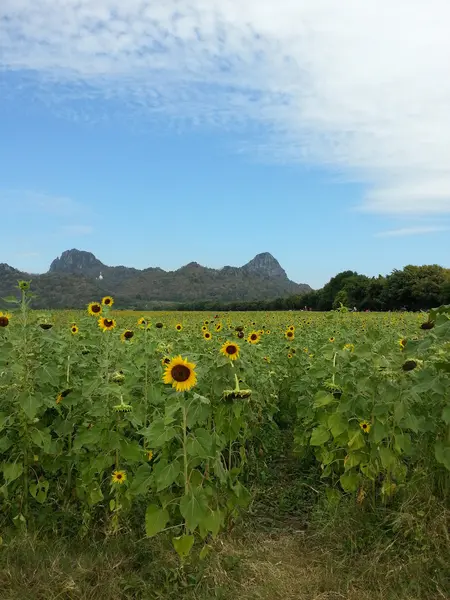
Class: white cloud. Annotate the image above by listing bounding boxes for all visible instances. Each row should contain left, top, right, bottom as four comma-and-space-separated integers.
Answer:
60, 225, 94, 235
0, 190, 84, 217
2, 0, 450, 214
375, 226, 450, 238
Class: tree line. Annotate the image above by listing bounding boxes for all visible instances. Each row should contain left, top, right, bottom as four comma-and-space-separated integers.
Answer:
176, 265, 450, 312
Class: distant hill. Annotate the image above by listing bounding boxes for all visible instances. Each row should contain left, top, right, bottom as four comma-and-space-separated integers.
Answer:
0, 249, 312, 309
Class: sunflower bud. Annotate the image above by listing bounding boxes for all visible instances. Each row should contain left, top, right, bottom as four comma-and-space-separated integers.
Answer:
18, 280, 31, 291
112, 371, 125, 384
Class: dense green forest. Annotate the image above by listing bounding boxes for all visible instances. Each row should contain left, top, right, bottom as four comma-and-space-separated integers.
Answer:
177, 265, 450, 312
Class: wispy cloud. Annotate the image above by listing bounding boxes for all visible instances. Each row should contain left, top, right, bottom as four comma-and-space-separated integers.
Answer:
0, 190, 85, 217
375, 226, 450, 238
60, 225, 94, 236
2, 1, 450, 214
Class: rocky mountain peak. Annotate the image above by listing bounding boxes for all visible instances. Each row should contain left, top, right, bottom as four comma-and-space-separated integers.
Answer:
242, 252, 287, 278
49, 249, 104, 274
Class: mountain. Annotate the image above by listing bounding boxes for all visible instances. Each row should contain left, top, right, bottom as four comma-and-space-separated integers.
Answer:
1, 250, 312, 309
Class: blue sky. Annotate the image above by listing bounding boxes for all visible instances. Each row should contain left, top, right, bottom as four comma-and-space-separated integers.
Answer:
1, 0, 450, 289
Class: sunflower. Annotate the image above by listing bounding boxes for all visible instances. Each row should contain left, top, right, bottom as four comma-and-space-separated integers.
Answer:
161, 356, 171, 366
163, 355, 197, 392
0, 313, 12, 327
203, 331, 212, 341
39, 323, 53, 330
98, 317, 116, 331
120, 329, 134, 342
329, 337, 335, 343
266, 330, 271, 335
237, 331, 245, 339
111, 470, 127, 485
71, 324, 79, 335
343, 343, 354, 352
87, 302, 102, 316
204, 320, 209, 325
175, 323, 183, 331
247, 331, 261, 344
102, 296, 114, 307
215, 323, 223, 332
202, 325, 208, 332
147, 450, 154, 461
220, 341, 240, 360
56, 389, 72, 404
155, 322, 163, 329
285, 330, 295, 340
137, 317, 148, 328
287, 353, 293, 359
288, 325, 295, 332
359, 421, 371, 434
398, 338, 407, 350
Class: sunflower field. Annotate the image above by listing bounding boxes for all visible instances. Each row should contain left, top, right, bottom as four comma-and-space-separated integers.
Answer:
0, 280, 449, 561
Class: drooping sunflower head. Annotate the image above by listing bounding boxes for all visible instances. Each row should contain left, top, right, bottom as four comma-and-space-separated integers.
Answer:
402, 359, 422, 372
102, 296, 114, 307
39, 323, 53, 330
247, 331, 261, 344
0, 313, 11, 328
203, 331, 212, 341
71, 324, 79, 335
120, 329, 134, 342
87, 302, 102, 316
420, 320, 434, 330
359, 421, 371, 433
56, 389, 72, 405
98, 317, 116, 332
220, 341, 240, 360
175, 323, 183, 331
163, 355, 197, 392
155, 322, 163, 329
111, 470, 127, 485
237, 331, 245, 339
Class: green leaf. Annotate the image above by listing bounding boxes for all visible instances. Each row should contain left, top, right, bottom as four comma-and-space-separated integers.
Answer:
379, 446, 397, 468
186, 400, 211, 428
156, 460, 181, 492
179, 489, 208, 531
186, 428, 213, 459
435, 441, 450, 471
18, 393, 40, 420
372, 421, 388, 444
203, 509, 222, 537
199, 545, 211, 560
30, 429, 51, 452
119, 440, 144, 462
348, 430, 365, 450
1, 295, 19, 304
340, 471, 359, 492
3, 462, 23, 482
313, 391, 335, 408
213, 453, 227, 483
310, 425, 330, 446
129, 464, 153, 495
88, 485, 103, 506
442, 406, 450, 425
172, 534, 194, 559
145, 420, 177, 447
401, 413, 419, 433
29, 480, 49, 504
145, 504, 170, 537
327, 413, 347, 438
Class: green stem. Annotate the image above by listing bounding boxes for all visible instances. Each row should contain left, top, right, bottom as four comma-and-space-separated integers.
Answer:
182, 400, 189, 495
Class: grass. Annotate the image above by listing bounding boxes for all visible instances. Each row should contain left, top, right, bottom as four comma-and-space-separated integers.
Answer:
1, 431, 448, 600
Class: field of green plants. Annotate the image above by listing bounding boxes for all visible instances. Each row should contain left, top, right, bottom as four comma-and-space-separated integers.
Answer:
0, 281, 449, 598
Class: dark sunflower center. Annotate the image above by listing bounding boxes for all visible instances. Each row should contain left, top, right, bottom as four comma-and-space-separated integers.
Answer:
72, 327, 77, 332
104, 299, 111, 305
226, 345, 237, 355
362, 424, 368, 429
288, 332, 293, 337
0, 317, 9, 327
156, 322, 163, 328
205, 333, 210, 338
104, 319, 113, 327
124, 331, 134, 339
171, 364, 191, 382
92, 305, 101, 313
116, 473, 123, 480
251, 334, 257, 340
177, 325, 181, 330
